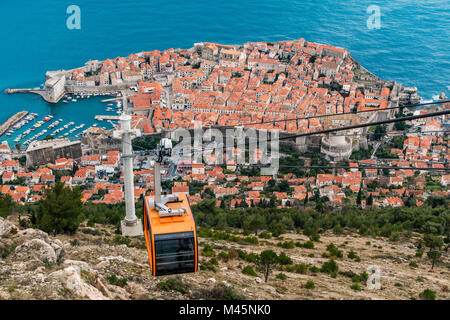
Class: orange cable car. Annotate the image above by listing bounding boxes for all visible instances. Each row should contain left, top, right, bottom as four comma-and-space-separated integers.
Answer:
143, 193, 198, 276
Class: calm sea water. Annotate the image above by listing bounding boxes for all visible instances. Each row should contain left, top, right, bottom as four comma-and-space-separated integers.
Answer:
0, 0, 449, 145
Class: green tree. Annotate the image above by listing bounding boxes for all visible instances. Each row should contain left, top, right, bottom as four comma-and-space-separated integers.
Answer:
366, 194, 373, 206
257, 250, 279, 282
0, 194, 14, 218
424, 234, 444, 269
374, 125, 387, 141
357, 188, 363, 206
36, 181, 83, 234
244, 214, 265, 235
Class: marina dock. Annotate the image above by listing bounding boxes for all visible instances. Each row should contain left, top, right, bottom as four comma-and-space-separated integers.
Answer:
0, 111, 28, 137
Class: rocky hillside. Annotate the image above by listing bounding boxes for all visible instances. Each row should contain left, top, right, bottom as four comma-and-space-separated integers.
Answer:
1, 215, 448, 300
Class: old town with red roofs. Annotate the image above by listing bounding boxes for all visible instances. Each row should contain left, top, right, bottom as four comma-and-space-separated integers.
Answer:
1, 38, 448, 208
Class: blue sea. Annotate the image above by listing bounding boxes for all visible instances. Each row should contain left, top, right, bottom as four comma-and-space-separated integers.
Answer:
0, 0, 449, 145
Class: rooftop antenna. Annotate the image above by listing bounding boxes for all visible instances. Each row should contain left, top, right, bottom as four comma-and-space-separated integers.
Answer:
113, 94, 143, 236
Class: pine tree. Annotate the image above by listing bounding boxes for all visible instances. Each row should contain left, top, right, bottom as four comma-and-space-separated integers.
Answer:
357, 188, 363, 206
36, 181, 83, 234
367, 194, 373, 206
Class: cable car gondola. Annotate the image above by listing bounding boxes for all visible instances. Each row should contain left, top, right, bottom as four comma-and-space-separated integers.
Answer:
143, 192, 198, 276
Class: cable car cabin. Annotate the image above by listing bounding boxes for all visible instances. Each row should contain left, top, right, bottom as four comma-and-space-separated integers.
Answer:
143, 193, 198, 276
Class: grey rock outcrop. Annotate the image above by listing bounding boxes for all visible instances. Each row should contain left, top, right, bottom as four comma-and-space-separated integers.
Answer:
14, 239, 57, 265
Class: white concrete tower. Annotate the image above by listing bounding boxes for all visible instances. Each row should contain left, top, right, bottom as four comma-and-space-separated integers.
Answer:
113, 112, 143, 237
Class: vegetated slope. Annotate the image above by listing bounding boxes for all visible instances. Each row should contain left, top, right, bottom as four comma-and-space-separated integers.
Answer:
1, 215, 448, 300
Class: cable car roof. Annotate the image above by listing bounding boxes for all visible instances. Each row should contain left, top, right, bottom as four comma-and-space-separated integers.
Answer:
144, 193, 196, 235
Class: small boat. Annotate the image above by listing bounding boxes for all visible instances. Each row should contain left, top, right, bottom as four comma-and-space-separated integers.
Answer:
72, 99, 78, 102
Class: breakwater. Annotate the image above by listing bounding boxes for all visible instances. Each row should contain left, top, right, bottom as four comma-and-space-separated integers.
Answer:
0, 111, 28, 137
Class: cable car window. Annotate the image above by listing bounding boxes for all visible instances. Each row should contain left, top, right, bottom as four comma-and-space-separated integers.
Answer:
154, 232, 195, 275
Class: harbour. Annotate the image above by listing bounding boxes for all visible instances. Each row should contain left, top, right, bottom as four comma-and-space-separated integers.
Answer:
0, 93, 123, 148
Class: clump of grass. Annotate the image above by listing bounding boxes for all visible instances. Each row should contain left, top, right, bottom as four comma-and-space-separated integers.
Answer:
305, 281, 315, 289
112, 235, 131, 246
106, 274, 127, 287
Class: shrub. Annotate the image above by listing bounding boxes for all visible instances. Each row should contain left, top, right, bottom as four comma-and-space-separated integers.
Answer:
218, 251, 231, 262
157, 276, 190, 295
278, 241, 295, 249
419, 289, 436, 300
294, 264, 308, 274
409, 261, 418, 268
106, 274, 127, 287
200, 260, 217, 273
350, 283, 362, 291
243, 236, 259, 245
258, 231, 272, 239
333, 224, 344, 235
303, 241, 315, 249
320, 259, 339, 277
305, 281, 315, 289
309, 266, 320, 273
81, 227, 101, 236
112, 235, 131, 246
193, 283, 245, 300
347, 250, 361, 262
415, 249, 424, 258
325, 243, 343, 258
277, 252, 293, 265
309, 234, 320, 242
276, 273, 287, 280
359, 271, 369, 283
242, 265, 258, 277
201, 244, 215, 257
237, 250, 258, 263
